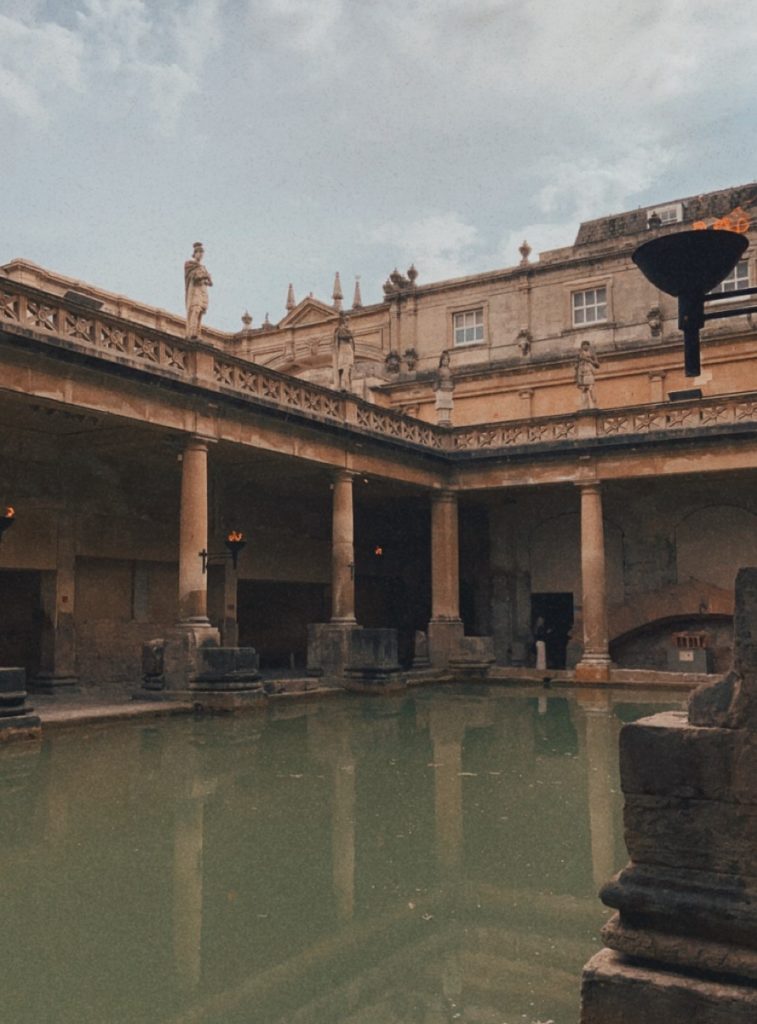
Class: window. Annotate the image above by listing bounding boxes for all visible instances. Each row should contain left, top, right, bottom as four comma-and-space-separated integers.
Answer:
709, 259, 750, 295
572, 286, 607, 326
647, 203, 683, 227
453, 308, 484, 345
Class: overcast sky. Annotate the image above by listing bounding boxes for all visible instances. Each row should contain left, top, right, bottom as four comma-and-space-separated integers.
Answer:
1, 0, 755, 331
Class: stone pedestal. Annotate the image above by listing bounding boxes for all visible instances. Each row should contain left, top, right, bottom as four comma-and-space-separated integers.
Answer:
307, 622, 361, 677
427, 619, 464, 670
581, 567, 757, 1023
342, 628, 404, 692
0, 668, 41, 742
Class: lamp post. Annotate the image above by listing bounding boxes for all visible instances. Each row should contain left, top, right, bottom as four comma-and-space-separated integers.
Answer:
633, 227, 755, 377
199, 531, 247, 574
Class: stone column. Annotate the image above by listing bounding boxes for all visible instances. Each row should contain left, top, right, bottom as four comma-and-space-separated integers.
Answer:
428, 489, 464, 667
575, 482, 612, 682
577, 693, 617, 889
35, 514, 78, 692
331, 470, 356, 623
179, 437, 211, 625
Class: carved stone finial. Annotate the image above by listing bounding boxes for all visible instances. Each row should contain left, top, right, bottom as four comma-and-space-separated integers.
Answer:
184, 241, 213, 339
263, 312, 271, 326
519, 240, 532, 266
332, 272, 343, 311
241, 310, 252, 328
403, 347, 418, 371
286, 283, 296, 311
352, 275, 363, 309
407, 264, 418, 285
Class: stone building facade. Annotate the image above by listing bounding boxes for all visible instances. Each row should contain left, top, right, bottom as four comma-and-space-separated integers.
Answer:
0, 181, 756, 689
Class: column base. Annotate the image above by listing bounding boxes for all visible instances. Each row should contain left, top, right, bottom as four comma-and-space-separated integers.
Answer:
581, 948, 757, 1024
575, 656, 612, 683
307, 622, 361, 677
427, 619, 464, 669
30, 674, 79, 695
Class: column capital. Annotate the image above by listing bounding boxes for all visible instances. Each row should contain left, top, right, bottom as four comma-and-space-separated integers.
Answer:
576, 479, 602, 494
431, 488, 458, 504
332, 468, 356, 484
183, 435, 215, 454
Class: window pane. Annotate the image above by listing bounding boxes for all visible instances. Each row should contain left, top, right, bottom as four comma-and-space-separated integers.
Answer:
575, 308, 585, 324
586, 306, 596, 323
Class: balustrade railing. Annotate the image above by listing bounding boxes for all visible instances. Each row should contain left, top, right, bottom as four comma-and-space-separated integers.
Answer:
3, 277, 757, 457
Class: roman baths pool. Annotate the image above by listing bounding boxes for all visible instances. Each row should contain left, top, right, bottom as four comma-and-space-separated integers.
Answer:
0, 686, 685, 1024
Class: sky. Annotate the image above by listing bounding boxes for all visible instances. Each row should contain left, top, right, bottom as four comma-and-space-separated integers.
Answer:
1, 0, 756, 332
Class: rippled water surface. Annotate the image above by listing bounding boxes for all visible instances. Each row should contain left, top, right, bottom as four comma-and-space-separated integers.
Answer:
0, 686, 684, 1024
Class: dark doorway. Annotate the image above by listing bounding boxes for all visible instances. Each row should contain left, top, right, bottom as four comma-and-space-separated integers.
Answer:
237, 580, 329, 670
0, 570, 43, 679
530, 592, 574, 669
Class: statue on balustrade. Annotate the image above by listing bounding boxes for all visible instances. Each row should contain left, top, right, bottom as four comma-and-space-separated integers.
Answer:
576, 339, 600, 409
333, 311, 355, 391
184, 242, 213, 339
434, 350, 454, 426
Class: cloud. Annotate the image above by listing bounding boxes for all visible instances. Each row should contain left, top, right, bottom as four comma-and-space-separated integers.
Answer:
371, 212, 481, 282
0, 14, 83, 121
0, 1, 223, 133
249, 0, 343, 55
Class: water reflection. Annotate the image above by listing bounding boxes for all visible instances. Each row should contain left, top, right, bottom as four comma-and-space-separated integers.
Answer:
0, 686, 682, 1024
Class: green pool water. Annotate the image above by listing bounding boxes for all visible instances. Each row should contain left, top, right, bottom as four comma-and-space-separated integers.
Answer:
0, 687, 684, 1024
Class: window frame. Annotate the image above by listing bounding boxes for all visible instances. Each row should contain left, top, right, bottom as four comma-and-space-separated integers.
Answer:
452, 307, 485, 347
708, 258, 750, 300
571, 285, 608, 327
647, 202, 683, 227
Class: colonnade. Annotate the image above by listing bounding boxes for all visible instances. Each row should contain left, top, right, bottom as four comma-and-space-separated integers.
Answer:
171, 437, 612, 675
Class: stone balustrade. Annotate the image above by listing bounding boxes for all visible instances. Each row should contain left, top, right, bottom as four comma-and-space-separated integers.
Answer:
4, 277, 757, 459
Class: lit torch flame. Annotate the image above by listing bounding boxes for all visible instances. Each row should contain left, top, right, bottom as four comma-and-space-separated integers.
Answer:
227, 531, 244, 543
693, 207, 750, 234
4, 507, 14, 519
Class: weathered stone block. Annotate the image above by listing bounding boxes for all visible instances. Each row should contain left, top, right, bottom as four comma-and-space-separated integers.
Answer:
581, 949, 757, 1024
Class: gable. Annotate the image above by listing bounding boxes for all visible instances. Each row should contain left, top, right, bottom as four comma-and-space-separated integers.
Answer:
280, 297, 336, 328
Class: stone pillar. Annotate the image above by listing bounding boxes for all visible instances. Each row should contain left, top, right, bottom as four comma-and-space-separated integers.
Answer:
428, 489, 463, 667
575, 482, 612, 682
35, 514, 78, 692
179, 437, 211, 626
331, 470, 356, 623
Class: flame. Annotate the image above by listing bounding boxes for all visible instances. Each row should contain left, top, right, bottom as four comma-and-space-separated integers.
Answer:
4, 506, 14, 519
692, 207, 750, 234
227, 531, 244, 543
373, 545, 383, 557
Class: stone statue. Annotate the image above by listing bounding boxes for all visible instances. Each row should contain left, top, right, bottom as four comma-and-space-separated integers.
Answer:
646, 306, 662, 338
576, 340, 600, 409
434, 350, 454, 426
184, 242, 213, 339
333, 311, 355, 391
384, 350, 401, 375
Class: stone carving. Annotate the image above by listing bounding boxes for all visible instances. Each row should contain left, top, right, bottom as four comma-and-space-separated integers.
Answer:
184, 242, 213, 339
385, 350, 401, 374
333, 312, 355, 391
434, 350, 454, 426
646, 306, 662, 337
576, 340, 600, 409
403, 347, 418, 371
519, 239, 532, 266
516, 328, 532, 356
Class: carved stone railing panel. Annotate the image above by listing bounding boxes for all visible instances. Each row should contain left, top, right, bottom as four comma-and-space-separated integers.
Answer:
597, 397, 757, 437
453, 417, 577, 450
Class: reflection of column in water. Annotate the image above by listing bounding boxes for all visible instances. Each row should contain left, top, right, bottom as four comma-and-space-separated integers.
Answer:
308, 712, 356, 922
332, 758, 356, 922
430, 709, 464, 874
577, 693, 617, 890
173, 779, 213, 991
